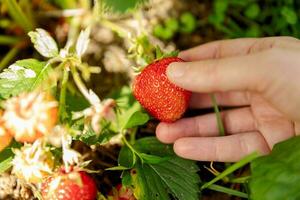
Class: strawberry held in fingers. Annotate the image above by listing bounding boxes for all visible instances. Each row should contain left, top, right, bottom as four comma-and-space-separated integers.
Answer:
41, 167, 97, 200
132, 57, 191, 122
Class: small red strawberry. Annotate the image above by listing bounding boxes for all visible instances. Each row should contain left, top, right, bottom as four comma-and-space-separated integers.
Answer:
132, 57, 191, 122
41, 167, 97, 200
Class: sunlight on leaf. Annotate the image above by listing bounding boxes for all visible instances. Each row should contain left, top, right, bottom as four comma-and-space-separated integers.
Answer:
28, 29, 58, 58
0, 59, 51, 99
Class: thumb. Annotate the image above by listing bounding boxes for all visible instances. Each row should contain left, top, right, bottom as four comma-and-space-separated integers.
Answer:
166, 54, 268, 93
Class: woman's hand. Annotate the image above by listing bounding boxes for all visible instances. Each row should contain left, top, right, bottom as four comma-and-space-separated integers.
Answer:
156, 37, 300, 162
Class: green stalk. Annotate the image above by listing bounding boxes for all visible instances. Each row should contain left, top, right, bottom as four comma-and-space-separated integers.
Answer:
122, 135, 142, 163
0, 35, 21, 45
100, 19, 129, 38
3, 0, 34, 32
230, 176, 251, 183
207, 184, 248, 198
130, 128, 137, 144
210, 94, 225, 136
0, 46, 20, 70
201, 152, 259, 190
58, 65, 69, 122
71, 66, 93, 104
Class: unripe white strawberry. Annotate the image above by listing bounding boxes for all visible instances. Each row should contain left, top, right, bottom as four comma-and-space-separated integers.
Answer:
0, 110, 12, 152
0, 122, 12, 152
3, 92, 58, 143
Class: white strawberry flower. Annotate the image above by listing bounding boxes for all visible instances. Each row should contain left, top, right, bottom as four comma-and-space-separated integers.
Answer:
3, 91, 58, 143
12, 139, 54, 183
62, 134, 82, 172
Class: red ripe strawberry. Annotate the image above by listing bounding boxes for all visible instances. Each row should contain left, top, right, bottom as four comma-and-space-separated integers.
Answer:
132, 57, 191, 122
41, 168, 97, 200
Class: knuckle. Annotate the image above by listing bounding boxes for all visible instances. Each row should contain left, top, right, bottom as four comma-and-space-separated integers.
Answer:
238, 135, 250, 157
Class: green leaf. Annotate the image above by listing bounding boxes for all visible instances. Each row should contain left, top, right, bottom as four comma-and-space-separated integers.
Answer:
244, 3, 260, 19
118, 145, 136, 168
74, 122, 118, 145
165, 18, 179, 32
120, 137, 200, 200
66, 91, 90, 112
139, 153, 170, 164
106, 165, 131, 171
101, 0, 148, 13
0, 157, 13, 174
121, 170, 132, 186
213, 0, 228, 14
124, 111, 149, 129
0, 140, 21, 162
0, 140, 21, 173
179, 12, 197, 34
118, 101, 142, 129
28, 28, 58, 58
249, 136, 300, 200
76, 126, 98, 145
0, 59, 51, 99
207, 184, 248, 198
281, 7, 298, 25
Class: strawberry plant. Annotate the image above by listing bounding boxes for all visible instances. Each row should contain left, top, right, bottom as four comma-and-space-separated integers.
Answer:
0, 0, 300, 200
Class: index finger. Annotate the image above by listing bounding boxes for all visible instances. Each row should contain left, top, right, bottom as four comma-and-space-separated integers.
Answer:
179, 38, 259, 61
178, 37, 294, 61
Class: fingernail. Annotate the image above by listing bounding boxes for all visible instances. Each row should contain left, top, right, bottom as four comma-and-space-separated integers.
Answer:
167, 63, 186, 78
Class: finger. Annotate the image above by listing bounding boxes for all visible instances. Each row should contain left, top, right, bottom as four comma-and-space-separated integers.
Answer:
173, 132, 270, 162
156, 107, 256, 143
179, 38, 259, 61
179, 36, 299, 61
167, 53, 268, 93
189, 91, 250, 108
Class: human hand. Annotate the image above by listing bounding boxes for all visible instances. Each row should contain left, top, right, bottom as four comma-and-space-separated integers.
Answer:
156, 37, 300, 162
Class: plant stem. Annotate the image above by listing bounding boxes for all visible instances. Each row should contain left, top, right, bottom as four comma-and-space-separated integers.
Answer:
100, 19, 129, 38
0, 35, 21, 45
58, 64, 69, 122
130, 128, 137, 144
122, 134, 142, 161
210, 94, 225, 136
207, 184, 248, 198
3, 0, 34, 32
230, 176, 251, 183
0, 46, 20, 70
201, 152, 259, 190
71, 66, 92, 104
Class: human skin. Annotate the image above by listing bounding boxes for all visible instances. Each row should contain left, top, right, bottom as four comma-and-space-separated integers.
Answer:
156, 37, 300, 162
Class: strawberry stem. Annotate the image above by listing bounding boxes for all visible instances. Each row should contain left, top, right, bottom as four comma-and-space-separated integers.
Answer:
210, 94, 225, 136
58, 63, 69, 122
